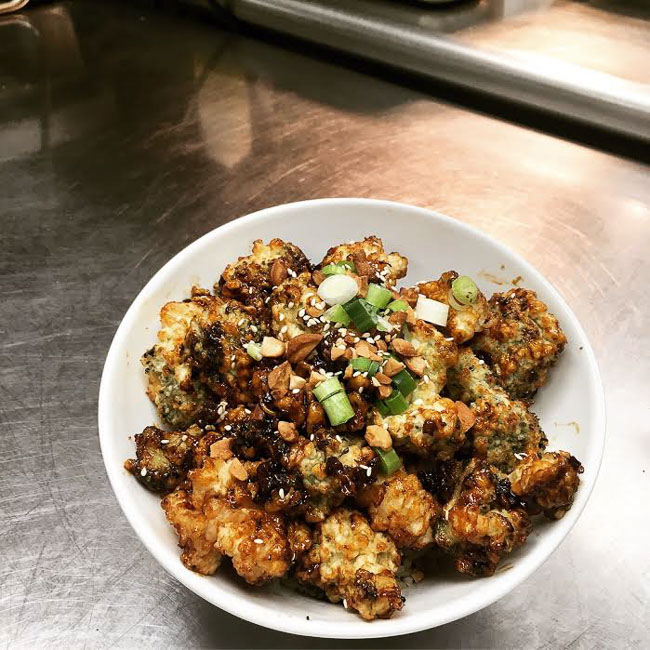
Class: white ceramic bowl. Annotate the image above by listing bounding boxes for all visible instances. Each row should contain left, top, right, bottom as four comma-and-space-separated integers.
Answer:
98, 198, 605, 639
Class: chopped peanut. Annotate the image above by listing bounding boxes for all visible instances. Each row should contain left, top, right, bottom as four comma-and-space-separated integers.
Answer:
392, 338, 417, 357
286, 333, 323, 364
365, 425, 392, 450
404, 356, 427, 376
289, 375, 306, 390
261, 336, 285, 358
382, 357, 405, 377
210, 439, 233, 460
278, 421, 298, 442
229, 458, 248, 481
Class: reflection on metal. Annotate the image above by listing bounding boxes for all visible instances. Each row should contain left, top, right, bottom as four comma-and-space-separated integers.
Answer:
211, 0, 650, 141
0, 0, 29, 15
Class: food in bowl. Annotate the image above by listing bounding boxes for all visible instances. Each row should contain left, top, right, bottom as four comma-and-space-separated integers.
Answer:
124, 235, 583, 621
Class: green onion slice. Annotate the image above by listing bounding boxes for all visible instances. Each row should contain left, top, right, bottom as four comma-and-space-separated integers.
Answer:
391, 369, 418, 396
384, 390, 409, 415
349, 357, 380, 377
386, 299, 408, 312
245, 341, 262, 361
366, 283, 393, 309
313, 377, 344, 402
374, 400, 390, 417
323, 304, 351, 326
343, 298, 377, 333
322, 260, 354, 276
322, 391, 355, 426
451, 275, 478, 305
374, 447, 402, 475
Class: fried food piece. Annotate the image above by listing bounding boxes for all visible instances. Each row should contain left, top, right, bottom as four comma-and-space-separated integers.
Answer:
124, 425, 201, 493
296, 508, 403, 620
288, 434, 375, 503
161, 489, 221, 575
204, 497, 291, 585
435, 460, 531, 576
509, 451, 583, 519
142, 291, 264, 427
269, 272, 325, 339
409, 318, 458, 393
319, 236, 407, 287
218, 238, 310, 313
376, 390, 465, 460
472, 288, 567, 398
357, 470, 440, 550
416, 271, 492, 343
447, 348, 546, 472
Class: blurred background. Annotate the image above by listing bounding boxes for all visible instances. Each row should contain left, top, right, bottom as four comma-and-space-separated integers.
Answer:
0, 1, 648, 648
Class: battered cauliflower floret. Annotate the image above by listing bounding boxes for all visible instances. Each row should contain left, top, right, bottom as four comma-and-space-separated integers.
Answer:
218, 238, 310, 314
435, 460, 531, 576
319, 236, 407, 287
269, 272, 324, 338
447, 348, 546, 472
509, 451, 583, 519
472, 288, 567, 398
204, 497, 291, 585
161, 489, 221, 575
416, 271, 492, 343
357, 470, 440, 550
375, 392, 465, 460
288, 434, 375, 500
142, 291, 265, 427
296, 508, 403, 620
124, 424, 201, 493
409, 318, 458, 393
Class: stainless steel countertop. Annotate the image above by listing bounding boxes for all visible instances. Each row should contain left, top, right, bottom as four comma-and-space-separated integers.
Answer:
1, 2, 648, 647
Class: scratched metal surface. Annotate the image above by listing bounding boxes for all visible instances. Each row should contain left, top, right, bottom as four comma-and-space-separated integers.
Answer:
0, 2, 648, 648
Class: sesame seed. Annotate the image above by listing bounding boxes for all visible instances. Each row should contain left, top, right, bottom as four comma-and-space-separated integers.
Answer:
335, 435, 342, 442
366, 467, 372, 477
352, 371, 361, 377
317, 301, 326, 310
280, 325, 288, 334
353, 337, 360, 343
298, 309, 306, 317
224, 425, 232, 431
279, 313, 285, 321
413, 399, 423, 406
343, 598, 348, 608
292, 388, 300, 394
362, 333, 371, 339
445, 337, 454, 342
251, 325, 258, 332
326, 371, 334, 377
230, 354, 236, 361
140, 468, 147, 477
359, 464, 369, 470
288, 301, 295, 308
478, 359, 485, 365
279, 488, 285, 499
310, 434, 314, 441
238, 318, 245, 326
244, 409, 251, 414
181, 434, 187, 441
254, 538, 264, 544
423, 375, 430, 383
359, 387, 364, 393
338, 328, 347, 336
265, 297, 271, 304
323, 323, 330, 331
249, 287, 254, 294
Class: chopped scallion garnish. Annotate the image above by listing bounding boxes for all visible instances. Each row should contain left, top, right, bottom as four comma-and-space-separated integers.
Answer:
322, 260, 354, 276
374, 447, 402, 475
451, 275, 478, 305
349, 357, 380, 377
386, 299, 408, 312
245, 341, 262, 361
322, 391, 355, 426
384, 390, 409, 415
313, 377, 344, 402
391, 369, 418, 396
323, 304, 351, 326
343, 298, 377, 333
366, 283, 393, 309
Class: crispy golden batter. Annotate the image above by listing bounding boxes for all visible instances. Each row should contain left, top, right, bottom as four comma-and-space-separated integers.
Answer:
417, 271, 492, 343
269, 271, 325, 339
142, 291, 266, 427
296, 508, 403, 620
472, 288, 567, 398
161, 489, 221, 575
320, 236, 407, 287
358, 470, 440, 550
129, 236, 583, 620
509, 451, 583, 519
435, 460, 531, 576
447, 348, 546, 472
218, 238, 310, 314
124, 425, 201, 493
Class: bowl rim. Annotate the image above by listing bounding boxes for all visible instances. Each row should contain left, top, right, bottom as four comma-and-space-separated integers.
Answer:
98, 197, 606, 639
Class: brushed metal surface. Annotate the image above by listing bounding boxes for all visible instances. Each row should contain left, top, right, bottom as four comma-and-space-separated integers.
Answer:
0, 1, 648, 647
225, 0, 650, 141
